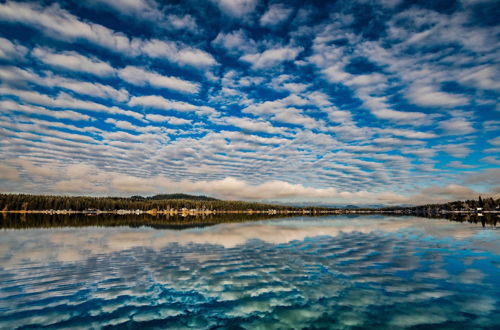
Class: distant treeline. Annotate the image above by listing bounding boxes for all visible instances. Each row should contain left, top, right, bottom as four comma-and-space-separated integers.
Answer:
131, 194, 219, 201
384, 196, 499, 214
0, 193, 313, 211
1, 194, 498, 213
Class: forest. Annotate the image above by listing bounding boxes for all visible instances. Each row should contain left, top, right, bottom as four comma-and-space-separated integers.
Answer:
384, 196, 499, 214
0, 193, 308, 211
1, 194, 498, 213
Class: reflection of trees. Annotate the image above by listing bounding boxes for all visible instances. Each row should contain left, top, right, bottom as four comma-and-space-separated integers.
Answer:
0, 213, 295, 229
439, 213, 497, 227
0, 212, 496, 230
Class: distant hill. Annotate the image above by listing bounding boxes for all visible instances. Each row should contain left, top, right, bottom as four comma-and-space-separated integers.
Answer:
269, 201, 388, 209
131, 194, 219, 201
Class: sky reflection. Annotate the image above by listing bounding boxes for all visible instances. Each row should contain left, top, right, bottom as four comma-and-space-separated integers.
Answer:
0, 216, 499, 329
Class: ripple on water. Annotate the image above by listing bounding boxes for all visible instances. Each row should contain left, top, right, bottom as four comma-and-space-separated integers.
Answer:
0, 217, 499, 329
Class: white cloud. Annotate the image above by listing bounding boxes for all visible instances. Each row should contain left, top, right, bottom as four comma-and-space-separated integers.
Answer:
210, 0, 258, 18
378, 128, 437, 139
419, 184, 480, 201
145, 114, 192, 125
32, 48, 115, 77
1, 100, 91, 121
1, 87, 142, 120
0, 2, 214, 69
118, 66, 199, 94
0, 2, 139, 54
0, 164, 20, 181
242, 95, 322, 128
407, 85, 468, 107
441, 143, 472, 158
459, 65, 500, 91
0, 37, 28, 60
212, 29, 257, 54
323, 64, 351, 83
128, 95, 218, 116
487, 136, 500, 146
105, 118, 138, 130
375, 108, 428, 122
447, 161, 475, 169
260, 4, 293, 27
142, 39, 217, 68
439, 118, 475, 135
0, 66, 129, 102
480, 156, 500, 165
220, 116, 286, 134
241, 47, 303, 69
166, 14, 198, 32
86, 0, 162, 19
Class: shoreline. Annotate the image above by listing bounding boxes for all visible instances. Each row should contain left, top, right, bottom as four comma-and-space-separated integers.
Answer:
1, 210, 497, 215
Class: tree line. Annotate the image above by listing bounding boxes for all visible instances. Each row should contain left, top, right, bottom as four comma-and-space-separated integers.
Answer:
0, 193, 312, 211
384, 196, 499, 214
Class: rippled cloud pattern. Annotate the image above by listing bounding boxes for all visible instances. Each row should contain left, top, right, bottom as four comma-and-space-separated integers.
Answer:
0, 0, 499, 204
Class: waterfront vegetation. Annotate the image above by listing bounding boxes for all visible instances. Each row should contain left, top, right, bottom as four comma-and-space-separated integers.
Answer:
0, 193, 306, 212
1, 194, 498, 214
0, 193, 498, 229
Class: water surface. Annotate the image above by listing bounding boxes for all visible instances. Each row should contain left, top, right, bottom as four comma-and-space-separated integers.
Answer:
0, 215, 499, 329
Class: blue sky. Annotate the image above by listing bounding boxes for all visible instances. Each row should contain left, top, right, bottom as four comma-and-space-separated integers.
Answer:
0, 0, 498, 204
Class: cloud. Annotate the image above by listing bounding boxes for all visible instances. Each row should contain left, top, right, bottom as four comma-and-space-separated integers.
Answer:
378, 129, 437, 139
210, 0, 258, 18
0, 2, 215, 69
85, 0, 162, 20
1, 87, 143, 120
419, 184, 480, 201
360, 95, 431, 125
212, 29, 257, 54
439, 118, 475, 135
32, 48, 115, 77
241, 47, 303, 69
465, 169, 500, 186
407, 85, 469, 107
0, 2, 138, 54
218, 116, 286, 134
447, 161, 475, 169
441, 143, 472, 158
0, 66, 129, 102
105, 118, 137, 130
118, 66, 200, 93
0, 37, 27, 60
15, 159, 60, 179
459, 65, 500, 91
166, 14, 198, 32
0, 164, 20, 181
487, 136, 500, 146
480, 156, 500, 165
128, 95, 218, 116
141, 39, 217, 68
323, 64, 352, 83
145, 114, 192, 125
372, 108, 428, 122
260, 4, 293, 27
0, 0, 496, 204
1, 100, 91, 121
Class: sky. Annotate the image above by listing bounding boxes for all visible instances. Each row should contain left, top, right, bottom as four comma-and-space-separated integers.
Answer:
0, 0, 498, 205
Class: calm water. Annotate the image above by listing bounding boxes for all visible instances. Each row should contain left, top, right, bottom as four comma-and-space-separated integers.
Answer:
0, 215, 499, 329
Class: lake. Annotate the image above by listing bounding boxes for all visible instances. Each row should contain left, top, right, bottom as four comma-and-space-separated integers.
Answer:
0, 215, 499, 329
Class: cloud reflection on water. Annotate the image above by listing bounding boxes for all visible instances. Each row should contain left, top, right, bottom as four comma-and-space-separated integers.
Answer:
0, 215, 499, 329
